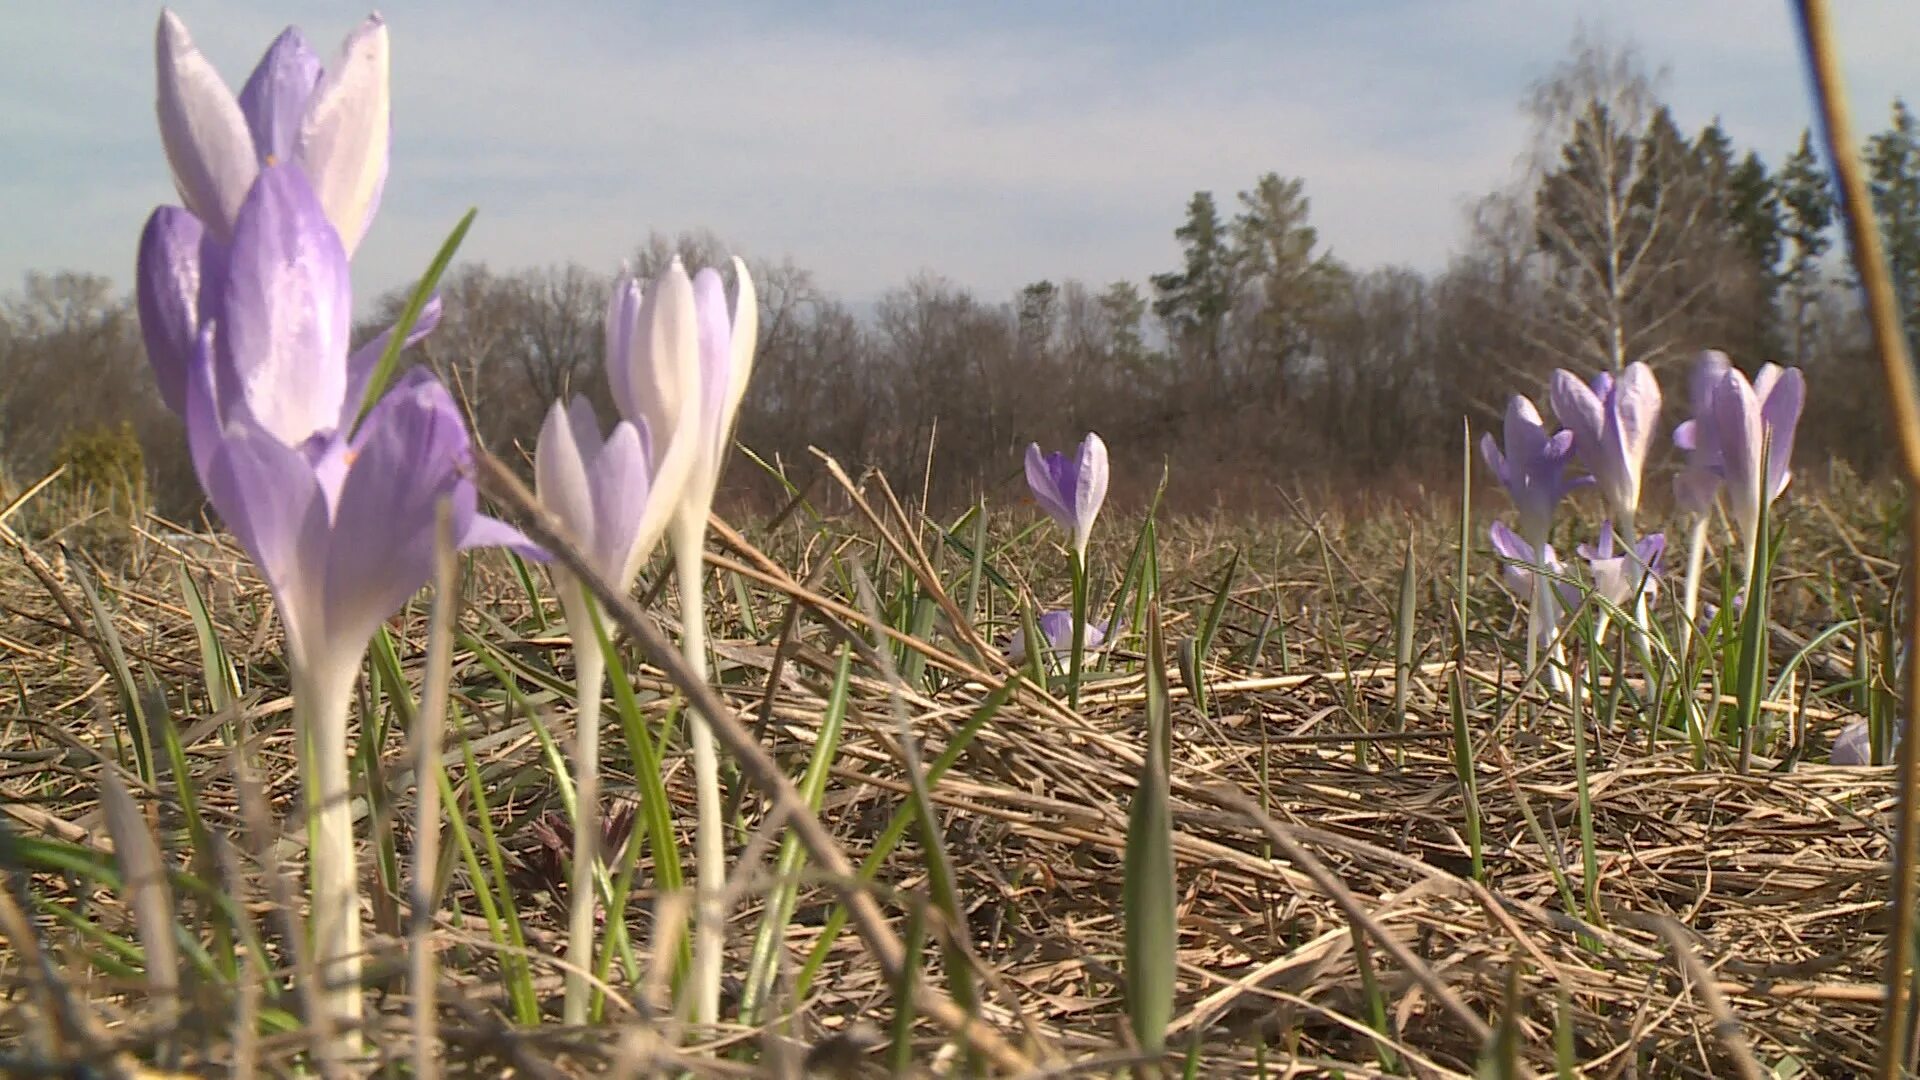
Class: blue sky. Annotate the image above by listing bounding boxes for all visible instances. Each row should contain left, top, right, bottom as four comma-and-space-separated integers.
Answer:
2, 2, 1915, 310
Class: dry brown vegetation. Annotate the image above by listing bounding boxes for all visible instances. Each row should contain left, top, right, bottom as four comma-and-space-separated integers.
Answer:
0, 453, 1900, 1076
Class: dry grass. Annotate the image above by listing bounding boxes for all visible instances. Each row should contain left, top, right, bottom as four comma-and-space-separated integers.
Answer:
0, 464, 1901, 1077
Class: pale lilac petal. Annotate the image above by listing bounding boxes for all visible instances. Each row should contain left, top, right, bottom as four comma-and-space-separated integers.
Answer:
1549, 369, 1605, 464
237, 27, 321, 163
1024, 443, 1072, 525
1479, 431, 1505, 478
536, 399, 596, 567
590, 420, 658, 584
219, 164, 352, 447
1714, 369, 1766, 540
1073, 433, 1110, 552
727, 257, 759, 417
618, 260, 697, 453
136, 207, 207, 415
296, 15, 389, 255
1503, 395, 1548, 463
1674, 467, 1721, 516
458, 515, 546, 561
155, 9, 257, 239
1761, 367, 1805, 502
692, 267, 734, 461
1488, 519, 1532, 564
564, 394, 604, 465
1607, 362, 1663, 514
1689, 351, 1731, 420
320, 374, 472, 649
603, 275, 643, 424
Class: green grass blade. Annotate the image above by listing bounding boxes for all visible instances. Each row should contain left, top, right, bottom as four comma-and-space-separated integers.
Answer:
352, 207, 476, 431
1124, 602, 1177, 1057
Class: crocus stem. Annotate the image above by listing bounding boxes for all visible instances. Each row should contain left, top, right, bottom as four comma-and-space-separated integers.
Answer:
562, 581, 605, 1026
674, 527, 725, 1027
1067, 550, 1089, 709
296, 651, 365, 1048
1680, 517, 1708, 660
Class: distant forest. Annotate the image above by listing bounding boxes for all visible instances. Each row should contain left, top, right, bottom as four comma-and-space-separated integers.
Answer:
6, 38, 1917, 520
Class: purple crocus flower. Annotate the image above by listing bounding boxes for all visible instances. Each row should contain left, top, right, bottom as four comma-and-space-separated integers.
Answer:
1489, 521, 1577, 614
535, 398, 663, 591
156, 9, 389, 253
1708, 364, 1806, 553
1007, 610, 1109, 664
1480, 394, 1586, 545
1026, 432, 1109, 559
1831, 718, 1895, 766
1550, 362, 1662, 532
1672, 350, 1732, 516
1577, 522, 1665, 610
169, 165, 536, 1028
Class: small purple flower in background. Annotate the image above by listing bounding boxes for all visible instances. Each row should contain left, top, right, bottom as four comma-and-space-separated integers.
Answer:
1672, 350, 1732, 517
156, 9, 389, 252
1830, 718, 1894, 766
1026, 432, 1109, 559
1007, 610, 1109, 664
1488, 520, 1576, 648
1480, 394, 1586, 545
1550, 362, 1662, 534
1709, 364, 1806, 558
1578, 522, 1665, 610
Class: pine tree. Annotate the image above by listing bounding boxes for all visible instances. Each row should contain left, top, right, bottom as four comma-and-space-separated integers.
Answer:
1150, 192, 1236, 385
1869, 99, 1920, 344
1228, 172, 1343, 400
1097, 281, 1152, 373
1778, 128, 1834, 364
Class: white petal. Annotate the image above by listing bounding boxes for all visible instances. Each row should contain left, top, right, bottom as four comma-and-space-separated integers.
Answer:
297, 15, 389, 254
535, 400, 596, 560
155, 9, 258, 239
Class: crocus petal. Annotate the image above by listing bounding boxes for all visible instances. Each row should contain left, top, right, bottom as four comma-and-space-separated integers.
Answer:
1024, 443, 1072, 524
1606, 362, 1663, 516
1713, 369, 1766, 540
338, 294, 443, 431
237, 27, 322, 163
565, 394, 604, 464
1674, 467, 1721, 516
692, 267, 734, 466
617, 260, 697, 457
536, 399, 596, 569
1073, 433, 1110, 553
1549, 370, 1605, 465
1488, 519, 1532, 565
219, 164, 352, 446
155, 9, 257, 240
320, 374, 473, 650
1478, 432, 1505, 478
727, 257, 759, 418
1689, 351, 1732, 421
1760, 367, 1805, 502
297, 15, 389, 255
591, 420, 659, 585
603, 275, 643, 426
1502, 395, 1549, 463
458, 515, 546, 562
136, 207, 207, 416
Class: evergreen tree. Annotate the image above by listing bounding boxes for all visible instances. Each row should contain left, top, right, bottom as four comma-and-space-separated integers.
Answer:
1868, 99, 1920, 344
1150, 192, 1236, 384
1097, 281, 1152, 373
1228, 173, 1343, 400
1778, 127, 1834, 364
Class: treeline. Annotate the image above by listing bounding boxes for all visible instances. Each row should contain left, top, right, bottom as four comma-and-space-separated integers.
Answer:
0, 39, 1911, 521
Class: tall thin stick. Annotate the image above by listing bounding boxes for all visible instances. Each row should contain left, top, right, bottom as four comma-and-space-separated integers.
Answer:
1792, 6, 1920, 1077
409, 500, 458, 1078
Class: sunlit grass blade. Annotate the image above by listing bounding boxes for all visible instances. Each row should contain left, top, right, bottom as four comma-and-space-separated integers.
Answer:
73, 566, 153, 786
1394, 537, 1418, 737
740, 645, 855, 1023
1124, 601, 1177, 1059
352, 207, 476, 431
177, 564, 238, 715
1448, 665, 1483, 882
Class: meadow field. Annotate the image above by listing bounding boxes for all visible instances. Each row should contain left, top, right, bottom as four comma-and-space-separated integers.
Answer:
0, 451, 1901, 1076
